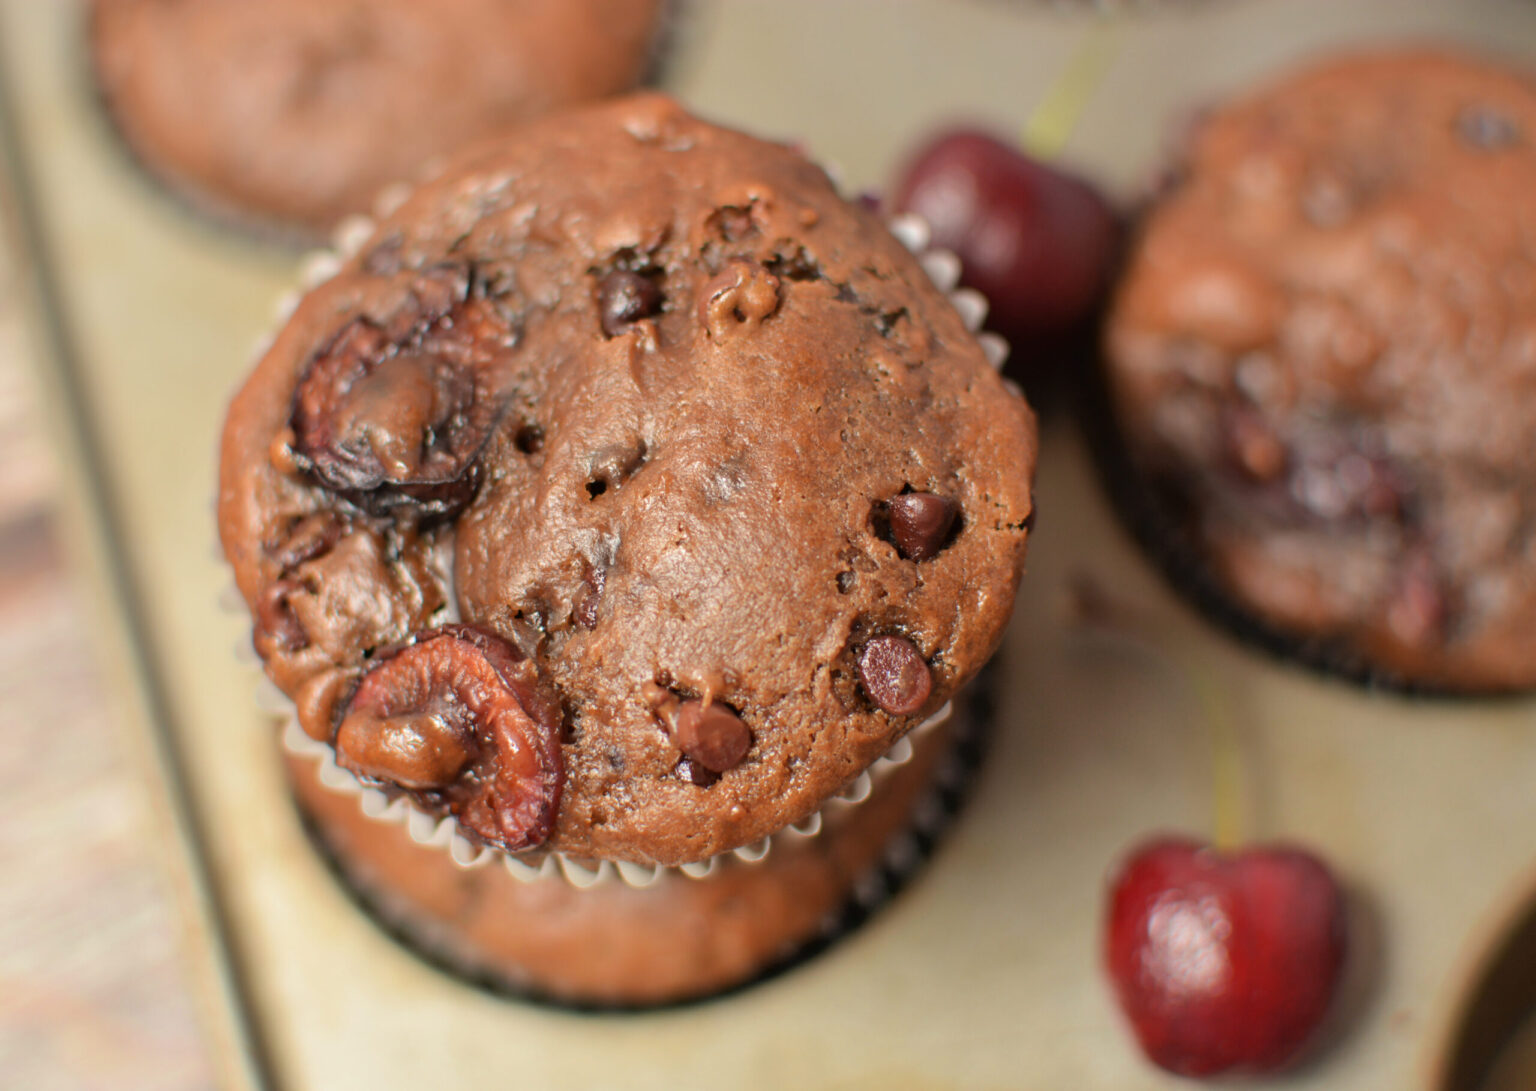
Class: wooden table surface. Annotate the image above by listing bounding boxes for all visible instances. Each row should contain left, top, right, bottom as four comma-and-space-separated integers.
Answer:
0, 222, 214, 1087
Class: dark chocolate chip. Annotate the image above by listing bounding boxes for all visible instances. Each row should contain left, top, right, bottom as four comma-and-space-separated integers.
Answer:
888, 492, 959, 561
669, 699, 752, 773
676, 756, 720, 787
597, 269, 663, 337
857, 635, 932, 716
514, 423, 544, 455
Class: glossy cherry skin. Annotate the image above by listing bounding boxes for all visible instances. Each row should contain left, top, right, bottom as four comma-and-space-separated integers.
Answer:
1104, 836, 1347, 1078
893, 128, 1118, 340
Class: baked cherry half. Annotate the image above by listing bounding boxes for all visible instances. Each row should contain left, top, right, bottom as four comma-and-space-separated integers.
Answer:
1104, 836, 1347, 1077
335, 624, 563, 852
290, 272, 516, 521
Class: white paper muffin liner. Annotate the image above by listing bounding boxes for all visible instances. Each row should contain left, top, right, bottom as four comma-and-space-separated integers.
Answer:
231, 184, 1015, 892
278, 696, 954, 890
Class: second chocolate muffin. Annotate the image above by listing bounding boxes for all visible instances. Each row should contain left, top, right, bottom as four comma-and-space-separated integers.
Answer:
91, 0, 666, 237
1102, 47, 1536, 693
219, 94, 1036, 1002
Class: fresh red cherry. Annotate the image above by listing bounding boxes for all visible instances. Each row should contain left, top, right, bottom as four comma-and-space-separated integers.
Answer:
893, 128, 1118, 340
1104, 836, 1347, 1078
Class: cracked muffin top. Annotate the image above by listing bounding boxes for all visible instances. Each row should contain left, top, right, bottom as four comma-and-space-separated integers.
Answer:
1104, 48, 1536, 691
219, 94, 1037, 866
91, 0, 665, 236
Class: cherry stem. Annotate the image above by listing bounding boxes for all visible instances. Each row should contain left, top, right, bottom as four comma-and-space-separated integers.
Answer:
1063, 574, 1247, 850
1020, 15, 1123, 162
1187, 658, 1245, 853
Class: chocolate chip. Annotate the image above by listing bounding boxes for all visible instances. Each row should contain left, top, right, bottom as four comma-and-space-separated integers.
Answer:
597, 269, 663, 337
676, 756, 720, 787
513, 423, 544, 455
888, 492, 959, 561
668, 699, 752, 773
857, 635, 932, 716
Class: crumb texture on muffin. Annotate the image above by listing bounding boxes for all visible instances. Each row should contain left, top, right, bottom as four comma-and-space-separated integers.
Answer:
1105, 48, 1536, 691
219, 94, 1036, 864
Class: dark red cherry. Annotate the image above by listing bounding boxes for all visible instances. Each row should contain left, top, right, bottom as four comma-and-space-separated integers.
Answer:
894, 129, 1118, 340
1104, 836, 1348, 1077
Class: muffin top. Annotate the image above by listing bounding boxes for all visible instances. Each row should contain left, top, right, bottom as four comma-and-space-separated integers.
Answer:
219, 94, 1037, 865
91, 0, 664, 236
1104, 48, 1536, 691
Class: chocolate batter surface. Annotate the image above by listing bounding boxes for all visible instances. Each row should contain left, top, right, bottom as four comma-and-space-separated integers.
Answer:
220, 95, 1037, 863
1105, 49, 1536, 691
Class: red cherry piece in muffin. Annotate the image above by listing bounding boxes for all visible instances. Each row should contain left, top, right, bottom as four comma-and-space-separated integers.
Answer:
336, 625, 563, 852
290, 266, 516, 520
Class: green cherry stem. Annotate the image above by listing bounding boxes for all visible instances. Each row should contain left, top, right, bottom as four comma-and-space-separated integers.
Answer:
1064, 575, 1248, 849
1020, 15, 1123, 162
1186, 656, 1245, 852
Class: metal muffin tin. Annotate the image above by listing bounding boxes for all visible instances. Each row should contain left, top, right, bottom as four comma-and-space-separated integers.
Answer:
3, 0, 1536, 1087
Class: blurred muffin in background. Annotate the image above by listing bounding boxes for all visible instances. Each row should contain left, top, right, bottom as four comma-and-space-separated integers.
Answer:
1100, 47, 1536, 692
90, 0, 666, 238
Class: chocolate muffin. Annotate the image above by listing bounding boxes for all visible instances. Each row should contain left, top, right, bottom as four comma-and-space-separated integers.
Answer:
90, 0, 665, 237
1101, 47, 1536, 693
218, 94, 1037, 1004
